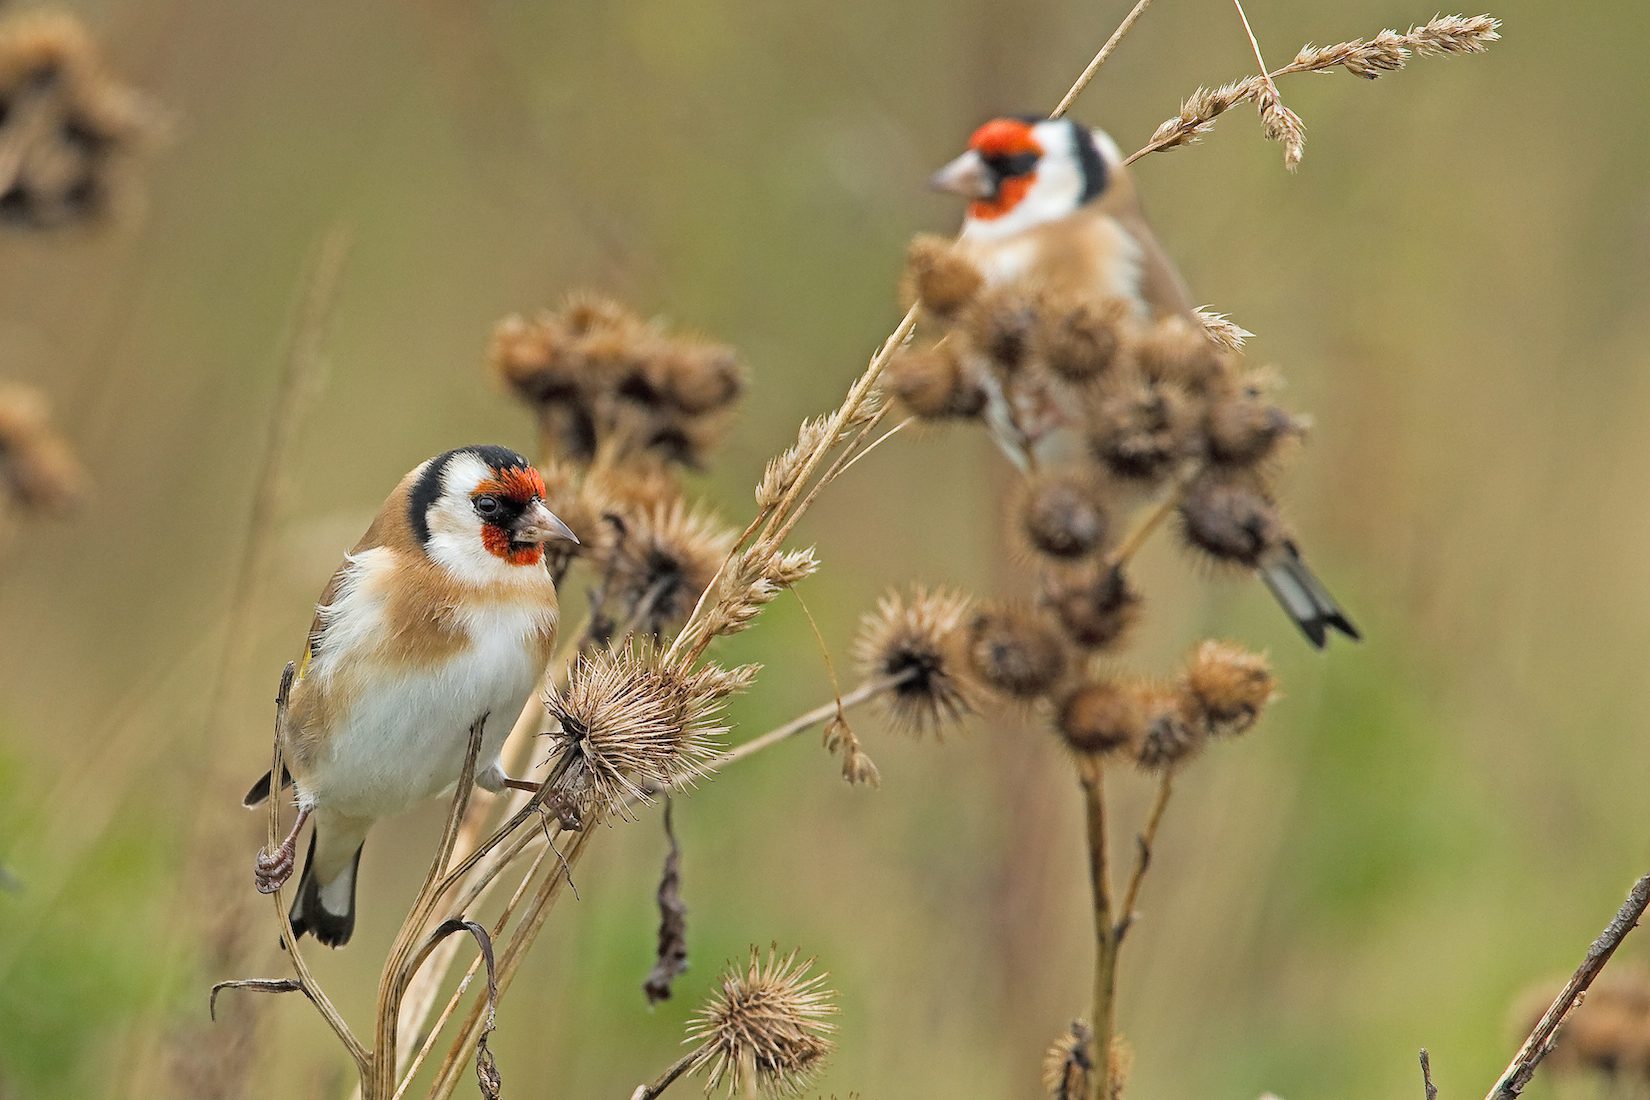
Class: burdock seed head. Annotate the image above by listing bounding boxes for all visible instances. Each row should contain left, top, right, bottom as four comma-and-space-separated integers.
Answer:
686, 946, 838, 1099
965, 284, 1042, 375
659, 339, 744, 415
1045, 565, 1143, 652
604, 498, 736, 639
545, 649, 723, 817
1181, 640, 1276, 737
1020, 472, 1109, 560
1035, 294, 1130, 383
902, 233, 984, 319
1177, 472, 1285, 569
1202, 373, 1304, 468
1041, 1021, 1095, 1099
854, 586, 977, 737
489, 312, 582, 404
1131, 316, 1223, 392
1087, 370, 1196, 485
884, 341, 988, 421
965, 603, 1069, 700
1057, 680, 1145, 758
1134, 684, 1207, 772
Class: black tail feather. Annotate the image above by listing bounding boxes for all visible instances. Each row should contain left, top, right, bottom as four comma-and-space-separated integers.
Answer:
286, 831, 362, 949
242, 766, 293, 809
1260, 542, 1360, 650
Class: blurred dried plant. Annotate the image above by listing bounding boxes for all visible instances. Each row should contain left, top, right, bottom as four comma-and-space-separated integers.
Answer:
0, 381, 85, 518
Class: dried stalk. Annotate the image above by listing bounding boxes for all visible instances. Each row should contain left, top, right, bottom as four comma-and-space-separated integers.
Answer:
630, 1050, 699, 1100
1114, 770, 1174, 942
1078, 757, 1116, 1100
1051, 0, 1158, 120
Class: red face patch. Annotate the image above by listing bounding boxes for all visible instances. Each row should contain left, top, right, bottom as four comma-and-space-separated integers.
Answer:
474, 464, 549, 566
966, 118, 1043, 222
480, 524, 544, 567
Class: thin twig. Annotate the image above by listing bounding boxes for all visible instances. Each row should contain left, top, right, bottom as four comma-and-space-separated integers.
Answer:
1051, 0, 1158, 119
1106, 463, 1200, 569
1230, 0, 1279, 101
1078, 757, 1116, 1100
1484, 874, 1650, 1100
631, 1049, 701, 1100
1115, 770, 1175, 942
1421, 1049, 1438, 1100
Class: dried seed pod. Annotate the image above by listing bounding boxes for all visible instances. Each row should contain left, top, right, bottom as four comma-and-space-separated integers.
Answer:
1035, 295, 1130, 383
660, 341, 744, 415
1203, 377, 1303, 468
1135, 685, 1206, 772
855, 587, 977, 736
1057, 680, 1145, 757
1087, 371, 1196, 484
1041, 1021, 1095, 1099
884, 342, 987, 420
1045, 565, 1142, 652
1021, 473, 1109, 560
1181, 640, 1275, 737
964, 285, 1041, 375
1132, 316, 1223, 391
0, 382, 86, 512
489, 313, 582, 403
1177, 473, 1284, 568
965, 604, 1069, 700
902, 233, 984, 318
685, 947, 838, 1098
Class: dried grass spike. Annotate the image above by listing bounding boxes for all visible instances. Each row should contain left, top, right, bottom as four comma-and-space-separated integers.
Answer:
0, 382, 86, 512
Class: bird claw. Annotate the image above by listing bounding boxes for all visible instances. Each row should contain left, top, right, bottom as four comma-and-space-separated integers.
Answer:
253, 842, 296, 894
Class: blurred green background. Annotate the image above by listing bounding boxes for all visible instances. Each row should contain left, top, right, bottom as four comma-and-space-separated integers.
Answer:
2, 0, 1645, 1097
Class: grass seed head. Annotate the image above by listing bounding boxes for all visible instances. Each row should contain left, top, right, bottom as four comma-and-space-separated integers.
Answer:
0, 382, 85, 512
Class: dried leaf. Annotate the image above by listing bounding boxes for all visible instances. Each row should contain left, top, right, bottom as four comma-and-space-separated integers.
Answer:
643, 800, 690, 1005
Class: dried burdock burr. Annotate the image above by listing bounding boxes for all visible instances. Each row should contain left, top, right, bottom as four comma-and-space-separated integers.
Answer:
902, 233, 984, 319
1177, 470, 1285, 569
0, 382, 85, 512
1181, 640, 1275, 737
884, 341, 988, 421
854, 586, 977, 737
0, 12, 155, 229
1087, 369, 1196, 484
490, 312, 581, 403
1057, 680, 1145, 758
965, 603, 1069, 700
965, 284, 1042, 375
1034, 294, 1130, 383
659, 339, 744, 415
685, 946, 838, 1099
1134, 684, 1207, 772
1203, 373, 1304, 468
1042, 1020, 1095, 1099
1132, 315, 1224, 392
1045, 564, 1143, 652
1020, 472, 1110, 560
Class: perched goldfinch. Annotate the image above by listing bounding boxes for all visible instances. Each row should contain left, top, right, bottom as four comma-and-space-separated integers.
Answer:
931, 117, 1358, 648
244, 444, 577, 946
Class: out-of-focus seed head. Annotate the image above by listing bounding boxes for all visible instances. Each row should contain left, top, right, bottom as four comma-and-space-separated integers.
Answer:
1035, 295, 1130, 383
602, 499, 735, 641
884, 341, 988, 421
965, 284, 1042, 375
686, 946, 838, 1099
1182, 640, 1275, 737
964, 603, 1069, 700
902, 233, 984, 319
1134, 684, 1207, 772
545, 649, 724, 817
1202, 373, 1305, 468
1516, 970, 1650, 1080
1041, 1021, 1095, 1099
1020, 472, 1109, 560
660, 340, 744, 415
1045, 565, 1143, 652
560, 290, 640, 336
1057, 680, 1145, 758
489, 312, 581, 404
854, 586, 977, 737
0, 382, 85, 512
1132, 316, 1224, 392
1087, 370, 1196, 484
1177, 473, 1285, 568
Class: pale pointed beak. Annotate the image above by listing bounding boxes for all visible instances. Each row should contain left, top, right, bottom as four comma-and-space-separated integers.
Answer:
513, 501, 579, 545
929, 150, 995, 200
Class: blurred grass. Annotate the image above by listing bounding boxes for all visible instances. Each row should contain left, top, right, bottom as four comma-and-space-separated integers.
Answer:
3, 0, 1648, 1097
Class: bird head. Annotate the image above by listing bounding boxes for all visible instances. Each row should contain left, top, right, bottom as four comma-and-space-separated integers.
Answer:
410, 445, 577, 575
930, 116, 1113, 239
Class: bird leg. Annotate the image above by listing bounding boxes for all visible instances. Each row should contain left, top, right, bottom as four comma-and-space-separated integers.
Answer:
254, 804, 311, 894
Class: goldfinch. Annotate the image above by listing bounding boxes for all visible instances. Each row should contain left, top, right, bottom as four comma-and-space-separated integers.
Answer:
931, 116, 1358, 648
244, 444, 577, 946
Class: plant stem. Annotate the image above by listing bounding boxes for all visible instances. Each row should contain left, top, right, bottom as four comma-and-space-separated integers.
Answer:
1115, 771, 1175, 943
1078, 757, 1116, 1100
1051, 0, 1158, 119
630, 1050, 701, 1100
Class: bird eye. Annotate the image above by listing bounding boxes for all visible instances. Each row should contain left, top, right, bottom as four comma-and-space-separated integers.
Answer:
474, 495, 502, 519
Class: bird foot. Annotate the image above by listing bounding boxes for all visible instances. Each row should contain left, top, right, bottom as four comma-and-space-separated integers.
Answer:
254, 840, 296, 894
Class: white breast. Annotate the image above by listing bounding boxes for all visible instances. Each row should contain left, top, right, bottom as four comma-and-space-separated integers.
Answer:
302, 554, 553, 819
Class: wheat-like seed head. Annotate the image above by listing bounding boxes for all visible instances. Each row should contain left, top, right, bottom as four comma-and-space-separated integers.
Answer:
685, 947, 838, 1099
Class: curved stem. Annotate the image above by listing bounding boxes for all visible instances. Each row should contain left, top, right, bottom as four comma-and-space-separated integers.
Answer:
1115, 771, 1175, 943
630, 1050, 701, 1100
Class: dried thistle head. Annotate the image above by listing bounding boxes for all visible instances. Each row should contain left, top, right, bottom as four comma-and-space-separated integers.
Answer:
1134, 683, 1206, 772
603, 499, 735, 640
1057, 680, 1145, 759
545, 649, 724, 817
1087, 369, 1197, 484
1045, 565, 1143, 652
1177, 472, 1285, 569
1132, 316, 1223, 393
1181, 640, 1276, 737
902, 233, 984, 319
854, 586, 976, 737
965, 284, 1042, 375
884, 341, 988, 421
658, 339, 744, 415
1202, 373, 1305, 468
0, 12, 155, 229
1034, 294, 1130, 383
1019, 471, 1110, 561
964, 603, 1069, 700
686, 946, 838, 1099
0, 382, 85, 512
1042, 1020, 1095, 1099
